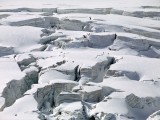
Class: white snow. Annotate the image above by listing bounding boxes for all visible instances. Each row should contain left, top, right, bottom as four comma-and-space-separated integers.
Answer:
0, 0, 160, 120
0, 26, 42, 53
0, 57, 25, 94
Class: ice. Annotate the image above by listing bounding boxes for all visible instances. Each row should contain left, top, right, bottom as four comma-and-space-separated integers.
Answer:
0, 0, 160, 120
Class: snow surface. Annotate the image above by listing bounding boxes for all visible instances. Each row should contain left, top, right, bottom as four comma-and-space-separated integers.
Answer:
0, 0, 160, 120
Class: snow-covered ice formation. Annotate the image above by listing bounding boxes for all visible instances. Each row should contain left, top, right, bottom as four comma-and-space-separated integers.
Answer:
0, 0, 160, 120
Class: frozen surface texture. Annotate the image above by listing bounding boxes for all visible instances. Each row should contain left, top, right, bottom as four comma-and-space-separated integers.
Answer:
0, 0, 160, 120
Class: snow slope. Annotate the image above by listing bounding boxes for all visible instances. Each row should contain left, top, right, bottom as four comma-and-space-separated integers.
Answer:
0, 0, 160, 120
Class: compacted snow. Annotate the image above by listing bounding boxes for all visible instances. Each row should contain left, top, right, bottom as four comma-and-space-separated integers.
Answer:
0, 0, 160, 120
